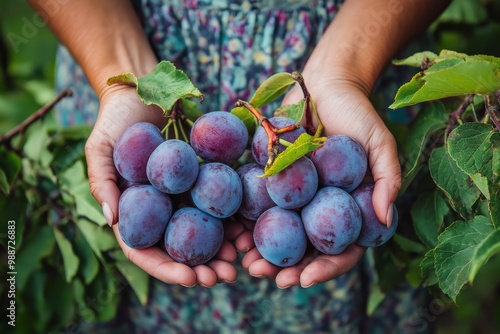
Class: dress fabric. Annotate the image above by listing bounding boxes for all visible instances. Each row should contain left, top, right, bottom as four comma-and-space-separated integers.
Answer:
55, 0, 431, 333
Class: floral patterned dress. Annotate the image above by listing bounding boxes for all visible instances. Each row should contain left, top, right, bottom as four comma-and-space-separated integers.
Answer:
56, 0, 431, 332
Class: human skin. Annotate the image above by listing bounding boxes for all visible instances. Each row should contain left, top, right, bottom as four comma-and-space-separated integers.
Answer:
28, 0, 450, 288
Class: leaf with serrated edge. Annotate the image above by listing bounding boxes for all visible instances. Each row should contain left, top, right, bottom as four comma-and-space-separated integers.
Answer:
250, 72, 296, 108
411, 190, 449, 248
429, 147, 480, 219
274, 99, 306, 123
469, 228, 500, 283
136, 61, 203, 114
490, 133, 500, 227
262, 133, 326, 177
390, 59, 500, 109
54, 228, 80, 282
435, 216, 493, 302
392, 51, 438, 67
421, 249, 438, 287
448, 123, 494, 199
106, 73, 138, 87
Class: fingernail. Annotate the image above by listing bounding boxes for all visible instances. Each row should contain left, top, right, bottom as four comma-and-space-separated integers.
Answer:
301, 281, 316, 288
181, 283, 196, 288
250, 273, 264, 278
386, 204, 394, 228
102, 202, 114, 227
277, 284, 291, 289
218, 279, 236, 284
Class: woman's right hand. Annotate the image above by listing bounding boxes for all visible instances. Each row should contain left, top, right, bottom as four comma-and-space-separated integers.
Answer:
85, 86, 238, 287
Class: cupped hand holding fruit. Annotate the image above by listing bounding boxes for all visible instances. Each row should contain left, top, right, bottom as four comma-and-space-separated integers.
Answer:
85, 86, 239, 287
243, 78, 401, 288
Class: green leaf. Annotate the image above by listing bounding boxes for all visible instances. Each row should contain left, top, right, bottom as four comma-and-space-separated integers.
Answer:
411, 190, 449, 248
447, 123, 494, 199
400, 102, 448, 191
366, 284, 386, 315
249, 72, 295, 108
76, 219, 118, 260
106, 72, 138, 87
392, 51, 438, 67
393, 234, 427, 254
390, 58, 500, 109
180, 98, 203, 122
421, 249, 438, 287
54, 228, 80, 282
434, 215, 493, 302
469, 228, 500, 283
489, 133, 500, 227
273, 98, 306, 123
429, 147, 481, 219
16, 225, 55, 289
73, 228, 100, 284
262, 133, 326, 177
0, 147, 22, 195
60, 161, 106, 225
135, 61, 204, 114
50, 140, 86, 175
437, 0, 488, 25
231, 106, 259, 137
113, 250, 150, 306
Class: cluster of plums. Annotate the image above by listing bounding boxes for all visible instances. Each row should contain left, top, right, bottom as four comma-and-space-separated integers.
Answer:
114, 111, 398, 268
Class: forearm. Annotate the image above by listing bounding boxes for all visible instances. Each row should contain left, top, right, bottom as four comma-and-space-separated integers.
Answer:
306, 0, 451, 94
27, 0, 157, 98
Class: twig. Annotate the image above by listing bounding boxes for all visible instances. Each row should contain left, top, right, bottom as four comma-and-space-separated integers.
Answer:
0, 89, 73, 145
485, 94, 500, 131
444, 94, 473, 142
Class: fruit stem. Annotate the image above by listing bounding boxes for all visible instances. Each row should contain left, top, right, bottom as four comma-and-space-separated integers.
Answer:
178, 119, 189, 143
291, 71, 323, 137
235, 99, 301, 167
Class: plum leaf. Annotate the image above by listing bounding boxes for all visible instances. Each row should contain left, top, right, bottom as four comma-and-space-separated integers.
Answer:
390, 54, 500, 109
429, 146, 481, 219
447, 123, 495, 199
469, 228, 500, 283
54, 227, 80, 282
274, 98, 307, 123
107, 61, 204, 115
262, 132, 325, 177
250, 72, 296, 108
434, 215, 493, 302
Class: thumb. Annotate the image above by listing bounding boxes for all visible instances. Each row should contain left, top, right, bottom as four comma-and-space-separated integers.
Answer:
85, 132, 121, 226
369, 128, 401, 226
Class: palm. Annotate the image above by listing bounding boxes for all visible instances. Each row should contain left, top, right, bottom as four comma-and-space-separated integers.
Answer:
86, 86, 238, 286
240, 80, 400, 288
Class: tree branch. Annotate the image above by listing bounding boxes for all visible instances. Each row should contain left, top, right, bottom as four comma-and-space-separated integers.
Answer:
0, 89, 73, 145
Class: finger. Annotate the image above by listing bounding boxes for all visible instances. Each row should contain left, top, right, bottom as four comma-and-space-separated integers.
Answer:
85, 133, 121, 226
248, 258, 281, 279
224, 221, 245, 240
368, 127, 401, 225
193, 265, 217, 287
235, 230, 254, 253
206, 260, 238, 283
299, 244, 366, 288
275, 251, 317, 288
113, 225, 197, 286
215, 240, 237, 263
241, 248, 263, 269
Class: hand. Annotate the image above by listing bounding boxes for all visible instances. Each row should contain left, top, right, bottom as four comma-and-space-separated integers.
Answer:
241, 76, 401, 288
85, 86, 238, 286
